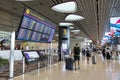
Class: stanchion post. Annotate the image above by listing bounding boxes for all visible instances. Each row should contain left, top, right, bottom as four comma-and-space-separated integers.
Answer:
49, 43, 51, 65
37, 61, 40, 69
50, 43, 53, 64
22, 57, 25, 74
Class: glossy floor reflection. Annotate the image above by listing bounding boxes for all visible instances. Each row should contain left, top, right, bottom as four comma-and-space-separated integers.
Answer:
10, 54, 120, 80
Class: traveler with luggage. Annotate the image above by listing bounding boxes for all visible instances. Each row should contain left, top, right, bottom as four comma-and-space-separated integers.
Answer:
82, 48, 85, 56
115, 51, 119, 60
86, 48, 90, 64
106, 48, 111, 60
72, 43, 80, 70
92, 47, 97, 64
102, 48, 106, 61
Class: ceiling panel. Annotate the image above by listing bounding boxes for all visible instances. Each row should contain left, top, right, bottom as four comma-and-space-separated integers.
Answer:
0, 0, 119, 43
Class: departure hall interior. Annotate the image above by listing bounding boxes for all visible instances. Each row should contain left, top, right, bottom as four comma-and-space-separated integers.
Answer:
0, 0, 120, 80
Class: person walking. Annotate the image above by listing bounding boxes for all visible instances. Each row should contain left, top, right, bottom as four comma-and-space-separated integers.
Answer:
82, 48, 85, 56
86, 48, 90, 64
106, 48, 111, 60
73, 43, 80, 70
102, 48, 106, 61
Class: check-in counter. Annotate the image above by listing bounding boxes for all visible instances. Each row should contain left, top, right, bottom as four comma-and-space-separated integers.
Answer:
0, 50, 58, 74
0, 50, 23, 60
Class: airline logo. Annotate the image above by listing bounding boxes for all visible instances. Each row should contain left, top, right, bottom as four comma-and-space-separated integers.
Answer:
26, 9, 30, 14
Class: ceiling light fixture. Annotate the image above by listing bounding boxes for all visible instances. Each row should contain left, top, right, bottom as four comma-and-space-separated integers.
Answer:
59, 22, 74, 26
75, 36, 82, 39
73, 32, 79, 34
65, 14, 84, 21
71, 30, 80, 32
55, 34, 59, 36
70, 27, 74, 29
51, 1, 77, 13
52, 40, 55, 42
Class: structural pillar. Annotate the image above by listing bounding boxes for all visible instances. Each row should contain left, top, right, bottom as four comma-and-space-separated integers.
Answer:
58, 26, 70, 61
9, 31, 15, 78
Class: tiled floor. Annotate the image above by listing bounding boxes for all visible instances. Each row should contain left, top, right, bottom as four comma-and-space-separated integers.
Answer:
9, 54, 120, 80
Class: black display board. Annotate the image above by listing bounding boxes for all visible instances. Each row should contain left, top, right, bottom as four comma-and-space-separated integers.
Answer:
16, 8, 56, 43
22, 50, 39, 64
37, 50, 48, 61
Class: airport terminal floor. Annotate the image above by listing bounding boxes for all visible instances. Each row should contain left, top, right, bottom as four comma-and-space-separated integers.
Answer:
10, 54, 120, 80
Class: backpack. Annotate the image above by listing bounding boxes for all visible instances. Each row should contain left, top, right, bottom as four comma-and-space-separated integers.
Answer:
74, 47, 80, 55
86, 49, 89, 54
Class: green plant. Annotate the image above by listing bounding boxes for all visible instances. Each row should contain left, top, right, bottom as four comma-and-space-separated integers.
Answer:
0, 58, 9, 66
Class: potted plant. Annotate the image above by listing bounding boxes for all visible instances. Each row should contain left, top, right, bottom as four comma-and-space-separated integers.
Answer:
0, 57, 9, 72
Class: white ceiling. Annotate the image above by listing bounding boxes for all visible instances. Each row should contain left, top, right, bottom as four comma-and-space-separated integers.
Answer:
0, 0, 119, 43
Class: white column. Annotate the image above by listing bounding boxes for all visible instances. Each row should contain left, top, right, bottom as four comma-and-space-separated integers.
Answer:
9, 31, 15, 78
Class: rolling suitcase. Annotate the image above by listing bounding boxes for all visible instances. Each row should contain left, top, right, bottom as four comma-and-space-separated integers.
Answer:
65, 57, 74, 70
92, 55, 96, 64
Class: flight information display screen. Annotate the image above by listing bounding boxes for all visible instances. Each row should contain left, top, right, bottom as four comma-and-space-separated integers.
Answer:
17, 28, 32, 40
34, 22, 45, 32
21, 16, 36, 30
31, 32, 42, 42
16, 8, 56, 43
48, 29, 55, 42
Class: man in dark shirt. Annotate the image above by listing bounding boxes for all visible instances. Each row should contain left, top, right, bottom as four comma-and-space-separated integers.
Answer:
73, 43, 80, 70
